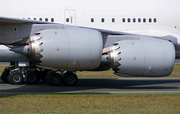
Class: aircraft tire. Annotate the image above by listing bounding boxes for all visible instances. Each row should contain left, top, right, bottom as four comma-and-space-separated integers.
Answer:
63, 72, 78, 86
1, 69, 10, 83
25, 71, 40, 84
34, 70, 41, 82
7, 71, 23, 85
47, 73, 62, 86
41, 70, 50, 82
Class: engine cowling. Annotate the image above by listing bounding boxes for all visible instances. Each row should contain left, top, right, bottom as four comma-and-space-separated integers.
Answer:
102, 39, 175, 77
11, 28, 103, 70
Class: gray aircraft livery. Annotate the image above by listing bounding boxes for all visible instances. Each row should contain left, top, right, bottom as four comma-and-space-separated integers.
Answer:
0, 0, 179, 86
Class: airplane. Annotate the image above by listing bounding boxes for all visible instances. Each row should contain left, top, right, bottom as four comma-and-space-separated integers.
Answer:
0, 0, 179, 86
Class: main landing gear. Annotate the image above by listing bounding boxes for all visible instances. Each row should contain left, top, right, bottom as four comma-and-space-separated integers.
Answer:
1, 63, 78, 86
1, 68, 10, 83
7, 70, 24, 84
25, 70, 41, 84
46, 71, 78, 86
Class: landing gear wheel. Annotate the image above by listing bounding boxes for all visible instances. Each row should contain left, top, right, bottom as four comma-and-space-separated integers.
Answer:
34, 70, 41, 82
1, 69, 10, 83
41, 70, 50, 82
7, 71, 23, 85
47, 73, 62, 86
25, 71, 40, 84
63, 72, 78, 86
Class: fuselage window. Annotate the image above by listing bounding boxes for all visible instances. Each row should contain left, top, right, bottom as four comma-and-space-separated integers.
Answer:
51, 18, 54, 22
45, 18, 48, 22
112, 18, 115, 23
122, 18, 125, 23
143, 18, 146, 23
91, 18, 94, 23
101, 18, 105, 23
133, 18, 136, 23
34, 18, 36, 20
128, 18, 131, 23
28, 18, 30, 19
149, 18, 152, 23
45, 18, 48, 21
66, 18, 69, 22
154, 18, 157, 23
39, 18, 42, 21
138, 18, 141, 23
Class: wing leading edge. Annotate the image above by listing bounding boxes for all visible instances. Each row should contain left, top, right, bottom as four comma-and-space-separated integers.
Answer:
0, 16, 55, 25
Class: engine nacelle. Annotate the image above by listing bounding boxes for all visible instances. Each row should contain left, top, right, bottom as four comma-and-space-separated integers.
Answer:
11, 28, 103, 70
102, 39, 175, 77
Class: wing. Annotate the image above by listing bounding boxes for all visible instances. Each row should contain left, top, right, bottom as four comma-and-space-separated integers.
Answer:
80, 26, 131, 35
0, 16, 55, 25
0, 16, 131, 35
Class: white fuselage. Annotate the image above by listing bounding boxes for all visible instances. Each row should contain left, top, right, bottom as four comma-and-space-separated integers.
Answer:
0, 0, 180, 41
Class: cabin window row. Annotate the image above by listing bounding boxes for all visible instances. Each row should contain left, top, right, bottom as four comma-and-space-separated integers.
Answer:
27, 18, 55, 22
91, 18, 157, 23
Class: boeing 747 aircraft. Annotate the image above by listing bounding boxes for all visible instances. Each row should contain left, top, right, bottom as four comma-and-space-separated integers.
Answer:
0, 0, 179, 86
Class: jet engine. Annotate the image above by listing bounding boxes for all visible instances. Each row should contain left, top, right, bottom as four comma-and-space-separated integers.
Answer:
102, 38, 175, 77
11, 28, 103, 70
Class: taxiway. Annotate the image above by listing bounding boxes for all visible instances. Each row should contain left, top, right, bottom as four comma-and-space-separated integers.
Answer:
0, 78, 180, 95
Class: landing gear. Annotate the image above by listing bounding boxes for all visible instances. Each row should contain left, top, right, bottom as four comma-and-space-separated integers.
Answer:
1, 68, 10, 83
41, 69, 50, 82
63, 72, 78, 86
1, 62, 79, 86
44, 71, 78, 86
46, 72, 63, 86
25, 71, 40, 84
1, 61, 40, 85
7, 71, 24, 84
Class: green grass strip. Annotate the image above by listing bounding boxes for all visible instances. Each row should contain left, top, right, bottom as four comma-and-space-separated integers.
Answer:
0, 94, 180, 114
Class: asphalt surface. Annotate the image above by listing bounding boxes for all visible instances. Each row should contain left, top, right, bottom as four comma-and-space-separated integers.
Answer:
0, 78, 180, 95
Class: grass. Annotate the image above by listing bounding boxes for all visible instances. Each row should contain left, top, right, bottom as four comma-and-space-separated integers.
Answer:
169, 64, 180, 77
76, 70, 120, 78
0, 94, 180, 114
76, 64, 180, 78
77, 64, 180, 78
0, 65, 180, 113
1, 64, 180, 78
